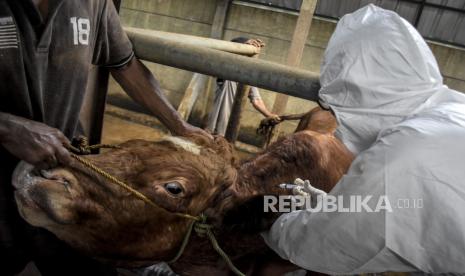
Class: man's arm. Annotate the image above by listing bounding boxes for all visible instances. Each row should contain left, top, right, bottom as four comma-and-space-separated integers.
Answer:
248, 88, 280, 120
110, 58, 211, 138
250, 97, 279, 119
0, 112, 72, 168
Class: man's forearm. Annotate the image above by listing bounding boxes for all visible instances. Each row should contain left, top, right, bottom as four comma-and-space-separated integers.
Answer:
251, 99, 274, 117
110, 58, 187, 135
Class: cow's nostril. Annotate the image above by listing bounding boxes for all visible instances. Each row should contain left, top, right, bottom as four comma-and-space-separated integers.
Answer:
40, 170, 72, 188
40, 170, 57, 179
40, 170, 49, 178
164, 182, 184, 195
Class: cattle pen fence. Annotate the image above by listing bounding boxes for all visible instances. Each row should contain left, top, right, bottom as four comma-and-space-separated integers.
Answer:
124, 27, 321, 142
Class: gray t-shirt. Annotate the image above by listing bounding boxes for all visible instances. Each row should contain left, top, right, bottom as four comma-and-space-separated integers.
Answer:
0, 0, 133, 137
0, 0, 132, 273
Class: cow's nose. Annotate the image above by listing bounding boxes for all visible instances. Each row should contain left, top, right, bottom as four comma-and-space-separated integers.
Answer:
12, 161, 36, 190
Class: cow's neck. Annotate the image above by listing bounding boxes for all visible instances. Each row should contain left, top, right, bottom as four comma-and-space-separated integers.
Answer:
236, 135, 332, 199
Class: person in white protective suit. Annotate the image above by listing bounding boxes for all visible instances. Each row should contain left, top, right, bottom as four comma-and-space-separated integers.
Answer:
263, 4, 465, 274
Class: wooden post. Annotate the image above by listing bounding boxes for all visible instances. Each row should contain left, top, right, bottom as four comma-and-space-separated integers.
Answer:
211, 0, 231, 39
224, 83, 251, 142
177, 0, 232, 122
177, 73, 209, 120
200, 0, 232, 126
270, 0, 318, 138
79, 0, 121, 146
224, 49, 258, 143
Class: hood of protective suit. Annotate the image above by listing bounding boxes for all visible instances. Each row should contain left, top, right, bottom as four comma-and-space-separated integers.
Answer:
265, 5, 465, 274
319, 4, 446, 154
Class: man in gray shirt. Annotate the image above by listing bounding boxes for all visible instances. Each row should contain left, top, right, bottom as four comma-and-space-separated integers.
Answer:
206, 37, 280, 136
0, 0, 210, 275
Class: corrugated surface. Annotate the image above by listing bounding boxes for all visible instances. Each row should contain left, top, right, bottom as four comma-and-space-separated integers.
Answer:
246, 0, 465, 46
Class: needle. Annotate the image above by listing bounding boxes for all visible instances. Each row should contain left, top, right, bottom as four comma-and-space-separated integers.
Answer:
278, 183, 299, 190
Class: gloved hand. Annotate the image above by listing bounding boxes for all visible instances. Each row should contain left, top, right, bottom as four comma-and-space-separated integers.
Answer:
290, 178, 327, 208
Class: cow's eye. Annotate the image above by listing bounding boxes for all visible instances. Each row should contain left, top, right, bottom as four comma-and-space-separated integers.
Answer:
164, 182, 184, 195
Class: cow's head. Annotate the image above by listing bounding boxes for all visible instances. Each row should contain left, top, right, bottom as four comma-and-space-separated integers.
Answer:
13, 136, 239, 267
13, 109, 353, 268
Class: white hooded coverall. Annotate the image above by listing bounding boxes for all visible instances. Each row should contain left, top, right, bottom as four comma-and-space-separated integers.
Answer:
263, 4, 465, 274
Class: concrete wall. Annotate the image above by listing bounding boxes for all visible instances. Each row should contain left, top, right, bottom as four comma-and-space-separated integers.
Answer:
109, 0, 465, 145
108, 0, 216, 108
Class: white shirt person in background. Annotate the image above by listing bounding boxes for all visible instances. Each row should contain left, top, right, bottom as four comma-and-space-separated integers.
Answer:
206, 37, 280, 136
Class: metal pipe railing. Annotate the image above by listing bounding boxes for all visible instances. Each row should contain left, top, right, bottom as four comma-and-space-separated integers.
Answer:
125, 28, 321, 101
125, 27, 260, 56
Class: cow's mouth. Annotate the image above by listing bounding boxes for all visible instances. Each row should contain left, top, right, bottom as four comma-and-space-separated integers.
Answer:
13, 162, 78, 226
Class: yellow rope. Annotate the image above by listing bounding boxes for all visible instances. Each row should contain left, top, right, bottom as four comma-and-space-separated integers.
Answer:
69, 153, 199, 221
195, 214, 245, 276
66, 141, 245, 276
170, 214, 246, 276
168, 220, 196, 264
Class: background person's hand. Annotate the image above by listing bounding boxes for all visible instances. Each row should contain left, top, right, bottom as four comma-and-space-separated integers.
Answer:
245, 38, 265, 48
267, 114, 281, 124
0, 113, 72, 169
257, 114, 282, 136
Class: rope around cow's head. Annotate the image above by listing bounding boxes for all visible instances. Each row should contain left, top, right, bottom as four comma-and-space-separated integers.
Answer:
65, 137, 245, 276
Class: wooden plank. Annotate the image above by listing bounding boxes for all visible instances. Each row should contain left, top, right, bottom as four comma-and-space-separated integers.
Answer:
177, 73, 209, 120
199, 0, 232, 124
211, 0, 231, 39
199, 76, 216, 127
224, 83, 251, 142
176, 0, 232, 121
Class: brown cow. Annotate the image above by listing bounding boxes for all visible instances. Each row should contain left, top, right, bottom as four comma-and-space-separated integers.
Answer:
12, 107, 353, 275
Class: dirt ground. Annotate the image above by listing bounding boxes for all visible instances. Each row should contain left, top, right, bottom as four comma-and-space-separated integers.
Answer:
101, 114, 167, 144
101, 112, 258, 159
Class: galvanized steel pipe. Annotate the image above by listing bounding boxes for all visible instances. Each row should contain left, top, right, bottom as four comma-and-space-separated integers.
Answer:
125, 28, 321, 101
125, 27, 260, 56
